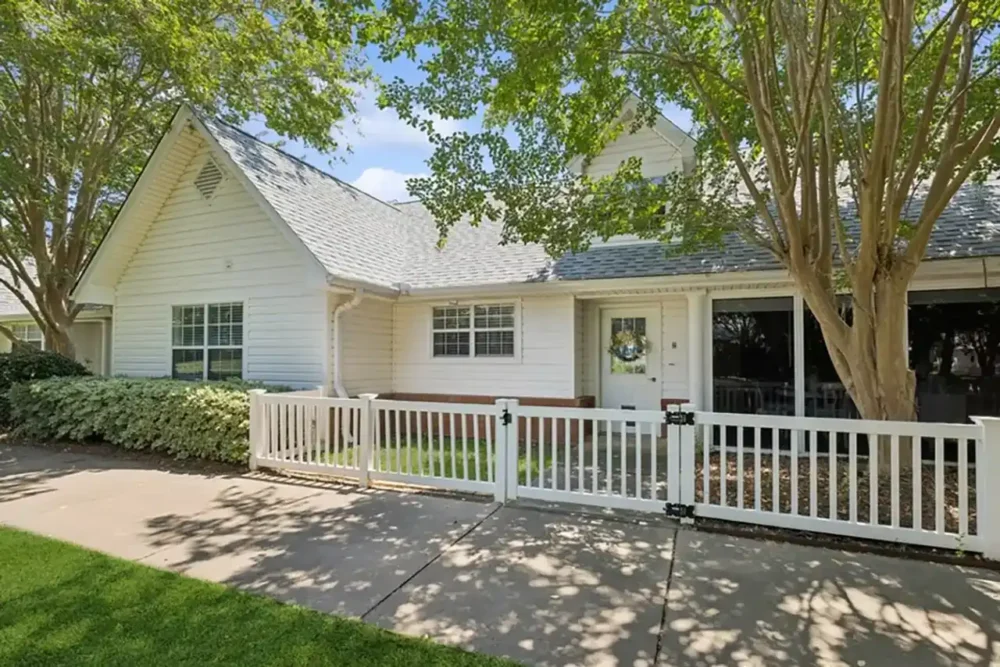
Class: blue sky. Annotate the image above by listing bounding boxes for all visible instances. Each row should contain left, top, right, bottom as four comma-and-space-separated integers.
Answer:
243, 47, 693, 204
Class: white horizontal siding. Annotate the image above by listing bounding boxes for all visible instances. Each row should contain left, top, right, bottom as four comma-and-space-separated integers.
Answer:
83, 127, 202, 295
659, 298, 689, 400
583, 125, 686, 180
334, 297, 393, 395
392, 296, 575, 398
112, 138, 326, 388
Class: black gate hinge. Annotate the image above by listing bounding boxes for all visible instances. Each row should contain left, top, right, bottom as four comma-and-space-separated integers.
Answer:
501, 408, 513, 426
664, 411, 695, 426
664, 502, 695, 520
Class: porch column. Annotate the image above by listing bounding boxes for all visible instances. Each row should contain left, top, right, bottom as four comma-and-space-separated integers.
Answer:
686, 291, 707, 411
793, 294, 805, 418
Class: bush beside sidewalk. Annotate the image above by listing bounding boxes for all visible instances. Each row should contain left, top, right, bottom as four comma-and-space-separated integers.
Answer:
8, 376, 289, 464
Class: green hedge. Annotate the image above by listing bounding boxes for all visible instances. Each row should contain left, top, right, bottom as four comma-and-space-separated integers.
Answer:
8, 377, 289, 464
0, 348, 90, 424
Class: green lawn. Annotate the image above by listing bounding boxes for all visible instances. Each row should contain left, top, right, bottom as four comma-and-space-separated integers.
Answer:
0, 527, 519, 667
334, 439, 558, 485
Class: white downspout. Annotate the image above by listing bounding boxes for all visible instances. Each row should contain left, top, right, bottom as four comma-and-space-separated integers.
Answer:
331, 289, 364, 398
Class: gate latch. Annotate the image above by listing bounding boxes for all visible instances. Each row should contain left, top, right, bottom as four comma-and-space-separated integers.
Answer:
664, 411, 695, 426
501, 408, 513, 426
664, 502, 695, 519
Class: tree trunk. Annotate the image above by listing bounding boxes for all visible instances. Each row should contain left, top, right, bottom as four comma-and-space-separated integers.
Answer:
797, 275, 916, 469
41, 302, 77, 360
44, 324, 76, 359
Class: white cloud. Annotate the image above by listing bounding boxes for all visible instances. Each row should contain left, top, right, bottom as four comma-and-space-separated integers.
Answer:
344, 84, 464, 150
351, 167, 426, 203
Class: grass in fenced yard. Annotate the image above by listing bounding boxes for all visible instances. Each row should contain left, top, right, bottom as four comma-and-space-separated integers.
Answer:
0, 527, 518, 667
327, 440, 556, 485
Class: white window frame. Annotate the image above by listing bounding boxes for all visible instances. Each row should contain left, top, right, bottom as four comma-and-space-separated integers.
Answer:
9, 321, 43, 350
170, 302, 245, 381
429, 300, 520, 362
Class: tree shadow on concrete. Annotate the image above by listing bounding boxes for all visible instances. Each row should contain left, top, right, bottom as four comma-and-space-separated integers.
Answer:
0, 530, 514, 667
368, 506, 675, 667
0, 443, 240, 505
659, 530, 1000, 666
141, 479, 497, 619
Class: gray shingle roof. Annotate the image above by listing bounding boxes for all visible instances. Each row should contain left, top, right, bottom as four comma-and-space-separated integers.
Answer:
201, 117, 1000, 291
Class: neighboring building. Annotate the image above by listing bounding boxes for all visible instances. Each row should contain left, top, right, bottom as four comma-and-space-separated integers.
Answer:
0, 269, 112, 375
71, 103, 1000, 423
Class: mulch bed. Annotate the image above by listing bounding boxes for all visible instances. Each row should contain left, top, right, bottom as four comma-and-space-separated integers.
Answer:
694, 452, 976, 536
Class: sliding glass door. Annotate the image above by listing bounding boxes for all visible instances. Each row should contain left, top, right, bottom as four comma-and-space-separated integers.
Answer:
910, 288, 1000, 423
712, 297, 794, 416
710, 288, 1000, 424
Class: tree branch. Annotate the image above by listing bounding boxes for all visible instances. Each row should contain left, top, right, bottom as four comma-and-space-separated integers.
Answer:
902, 114, 1000, 272
891, 1, 967, 221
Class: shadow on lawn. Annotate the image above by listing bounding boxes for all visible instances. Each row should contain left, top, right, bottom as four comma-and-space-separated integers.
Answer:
0, 529, 508, 667
6, 442, 1000, 666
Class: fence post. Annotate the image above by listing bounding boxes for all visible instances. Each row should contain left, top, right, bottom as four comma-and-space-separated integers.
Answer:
679, 402, 697, 517
494, 399, 509, 503
248, 389, 266, 471
972, 416, 1000, 560
358, 393, 377, 489
505, 399, 520, 501
666, 404, 681, 504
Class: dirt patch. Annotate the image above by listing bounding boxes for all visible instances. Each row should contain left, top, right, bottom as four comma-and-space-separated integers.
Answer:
694, 452, 976, 536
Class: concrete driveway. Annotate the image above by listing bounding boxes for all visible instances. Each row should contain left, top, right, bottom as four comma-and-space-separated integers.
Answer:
2, 443, 999, 666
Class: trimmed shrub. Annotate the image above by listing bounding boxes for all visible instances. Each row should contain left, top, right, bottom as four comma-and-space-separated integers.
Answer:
8, 377, 287, 463
0, 348, 90, 424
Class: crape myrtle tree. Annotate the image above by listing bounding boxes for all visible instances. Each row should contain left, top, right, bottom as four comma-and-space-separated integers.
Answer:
0, 0, 372, 355
371, 0, 1000, 427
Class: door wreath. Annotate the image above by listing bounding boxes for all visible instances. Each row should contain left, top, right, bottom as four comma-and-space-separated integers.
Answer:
608, 330, 648, 362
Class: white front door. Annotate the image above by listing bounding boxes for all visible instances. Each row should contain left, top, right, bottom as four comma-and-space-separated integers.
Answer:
600, 307, 661, 411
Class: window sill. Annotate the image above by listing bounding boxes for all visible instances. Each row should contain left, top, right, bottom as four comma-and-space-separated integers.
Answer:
429, 356, 522, 364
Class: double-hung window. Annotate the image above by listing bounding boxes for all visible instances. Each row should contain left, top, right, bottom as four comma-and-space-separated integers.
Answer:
11, 323, 43, 350
432, 303, 515, 358
171, 302, 243, 380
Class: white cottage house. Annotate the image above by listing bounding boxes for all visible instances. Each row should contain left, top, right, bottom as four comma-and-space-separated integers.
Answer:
63, 102, 1000, 425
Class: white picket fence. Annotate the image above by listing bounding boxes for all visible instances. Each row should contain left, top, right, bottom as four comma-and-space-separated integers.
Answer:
692, 411, 984, 552
248, 390, 1000, 558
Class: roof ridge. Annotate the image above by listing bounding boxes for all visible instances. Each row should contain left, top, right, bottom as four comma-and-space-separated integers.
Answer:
199, 112, 404, 215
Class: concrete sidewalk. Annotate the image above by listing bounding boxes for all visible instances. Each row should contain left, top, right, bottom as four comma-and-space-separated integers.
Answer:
1, 444, 999, 666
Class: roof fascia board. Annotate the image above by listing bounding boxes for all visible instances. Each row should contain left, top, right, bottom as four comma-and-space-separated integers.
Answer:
71, 107, 191, 303
402, 269, 794, 300
189, 114, 330, 290
400, 255, 1000, 301
326, 276, 400, 300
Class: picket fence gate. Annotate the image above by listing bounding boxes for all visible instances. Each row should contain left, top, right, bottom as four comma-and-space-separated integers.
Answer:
248, 390, 1000, 559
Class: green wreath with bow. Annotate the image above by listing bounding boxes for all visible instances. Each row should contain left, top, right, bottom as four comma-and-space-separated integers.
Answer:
608, 330, 648, 362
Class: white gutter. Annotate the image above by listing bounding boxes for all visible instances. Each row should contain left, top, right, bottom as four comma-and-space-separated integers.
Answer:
331, 289, 365, 398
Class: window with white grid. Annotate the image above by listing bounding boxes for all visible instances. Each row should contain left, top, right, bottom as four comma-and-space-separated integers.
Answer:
10, 322, 42, 350
432, 303, 515, 358
171, 302, 243, 380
